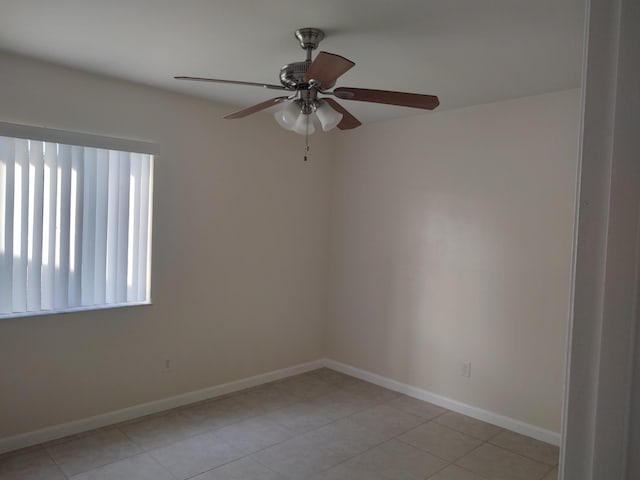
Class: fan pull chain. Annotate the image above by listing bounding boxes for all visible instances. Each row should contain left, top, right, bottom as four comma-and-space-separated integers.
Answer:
303, 121, 310, 162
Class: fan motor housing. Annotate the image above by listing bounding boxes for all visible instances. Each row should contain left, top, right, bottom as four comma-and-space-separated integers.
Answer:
279, 61, 310, 88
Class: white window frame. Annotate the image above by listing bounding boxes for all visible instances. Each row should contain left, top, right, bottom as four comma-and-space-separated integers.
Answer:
0, 122, 156, 319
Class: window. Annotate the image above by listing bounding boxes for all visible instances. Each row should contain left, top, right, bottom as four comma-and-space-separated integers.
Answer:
0, 123, 154, 318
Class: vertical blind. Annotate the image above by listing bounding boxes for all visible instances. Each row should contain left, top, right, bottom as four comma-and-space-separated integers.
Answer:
0, 135, 153, 316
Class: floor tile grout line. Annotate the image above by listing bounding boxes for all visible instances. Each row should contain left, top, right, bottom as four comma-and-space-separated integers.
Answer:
0, 443, 44, 462
247, 449, 290, 478
145, 449, 185, 480
432, 415, 504, 442
44, 429, 170, 479
41, 445, 70, 480
295, 430, 451, 480
179, 452, 281, 480
42, 434, 192, 471
113, 405, 253, 454
215, 397, 372, 459
391, 424, 548, 480
536, 464, 557, 480
63, 448, 152, 479
450, 440, 490, 477
486, 436, 560, 467
424, 463, 492, 480
481, 441, 558, 468
114, 424, 153, 452
393, 435, 464, 465
452, 440, 556, 479
377, 410, 480, 469
392, 416, 489, 462
422, 460, 452, 480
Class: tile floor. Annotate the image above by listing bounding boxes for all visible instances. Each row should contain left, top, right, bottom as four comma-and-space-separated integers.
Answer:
0, 368, 559, 480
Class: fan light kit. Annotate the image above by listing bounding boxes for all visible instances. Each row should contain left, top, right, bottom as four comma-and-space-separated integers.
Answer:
175, 28, 439, 157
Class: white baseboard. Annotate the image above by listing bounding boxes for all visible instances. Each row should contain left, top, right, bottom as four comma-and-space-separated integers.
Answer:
0, 359, 324, 455
322, 359, 562, 446
0, 357, 560, 454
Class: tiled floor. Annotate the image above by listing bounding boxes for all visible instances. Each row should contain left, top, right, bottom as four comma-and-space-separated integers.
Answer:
0, 368, 559, 479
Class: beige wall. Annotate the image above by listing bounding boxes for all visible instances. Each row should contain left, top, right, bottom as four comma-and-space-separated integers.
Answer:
0, 51, 332, 437
327, 90, 580, 432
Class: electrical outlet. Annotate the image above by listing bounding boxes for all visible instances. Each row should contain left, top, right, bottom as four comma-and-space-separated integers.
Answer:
164, 359, 171, 371
461, 361, 472, 378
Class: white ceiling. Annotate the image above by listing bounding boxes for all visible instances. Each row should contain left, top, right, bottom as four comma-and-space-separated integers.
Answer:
0, 0, 585, 124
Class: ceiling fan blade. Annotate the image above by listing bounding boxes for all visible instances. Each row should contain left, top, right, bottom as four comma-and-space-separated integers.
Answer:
224, 96, 290, 119
304, 52, 355, 89
175, 76, 286, 91
324, 98, 362, 130
334, 87, 439, 110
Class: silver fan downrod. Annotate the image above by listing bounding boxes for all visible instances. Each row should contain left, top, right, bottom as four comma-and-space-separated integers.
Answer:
295, 27, 325, 59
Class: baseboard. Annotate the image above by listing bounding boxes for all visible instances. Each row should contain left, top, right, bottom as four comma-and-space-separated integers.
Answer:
322, 358, 562, 446
0, 357, 561, 454
0, 359, 324, 455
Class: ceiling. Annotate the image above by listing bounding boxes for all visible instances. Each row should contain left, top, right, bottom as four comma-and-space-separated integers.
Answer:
0, 0, 586, 124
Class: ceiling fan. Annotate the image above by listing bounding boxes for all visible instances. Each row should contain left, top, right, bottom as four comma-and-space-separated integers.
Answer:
175, 28, 439, 135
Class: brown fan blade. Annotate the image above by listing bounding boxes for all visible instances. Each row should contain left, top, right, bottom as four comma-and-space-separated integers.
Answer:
175, 76, 286, 91
334, 87, 439, 110
323, 98, 362, 130
224, 97, 290, 119
304, 52, 355, 89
